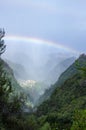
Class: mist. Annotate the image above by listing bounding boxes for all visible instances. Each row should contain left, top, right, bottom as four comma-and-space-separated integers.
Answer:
3, 40, 77, 81
2, 39, 77, 105
0, 1, 86, 129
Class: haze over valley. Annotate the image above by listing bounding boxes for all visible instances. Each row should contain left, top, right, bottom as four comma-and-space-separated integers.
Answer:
3, 41, 77, 105
0, 0, 86, 129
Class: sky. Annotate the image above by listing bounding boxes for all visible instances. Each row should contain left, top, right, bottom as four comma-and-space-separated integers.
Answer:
0, 0, 86, 53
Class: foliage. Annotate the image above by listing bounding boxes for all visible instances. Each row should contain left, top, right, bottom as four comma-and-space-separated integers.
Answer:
4, 114, 38, 130
39, 122, 51, 130
0, 60, 12, 115
0, 28, 6, 56
75, 58, 86, 78
71, 110, 86, 130
36, 54, 86, 130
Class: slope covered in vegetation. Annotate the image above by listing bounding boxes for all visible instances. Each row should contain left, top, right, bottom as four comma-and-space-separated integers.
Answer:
36, 54, 86, 130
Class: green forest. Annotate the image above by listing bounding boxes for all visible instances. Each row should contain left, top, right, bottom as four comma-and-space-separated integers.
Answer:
0, 29, 86, 130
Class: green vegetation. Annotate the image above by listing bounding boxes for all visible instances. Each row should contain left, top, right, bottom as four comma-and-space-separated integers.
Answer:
71, 110, 86, 130
36, 54, 86, 130
0, 30, 26, 129
0, 28, 6, 56
0, 54, 86, 130
0, 28, 86, 129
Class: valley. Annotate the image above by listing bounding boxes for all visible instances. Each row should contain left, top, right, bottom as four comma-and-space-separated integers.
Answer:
4, 54, 76, 107
1, 51, 86, 130
0, 28, 86, 130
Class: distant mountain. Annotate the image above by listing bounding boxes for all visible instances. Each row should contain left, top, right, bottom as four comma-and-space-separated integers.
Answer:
44, 57, 76, 85
37, 54, 86, 121
4, 59, 29, 80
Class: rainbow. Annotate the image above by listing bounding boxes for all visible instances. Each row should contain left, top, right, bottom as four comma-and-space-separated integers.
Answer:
4, 35, 79, 55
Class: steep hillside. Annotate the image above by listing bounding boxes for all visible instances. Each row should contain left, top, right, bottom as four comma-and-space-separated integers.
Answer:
36, 54, 86, 129
37, 73, 86, 116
